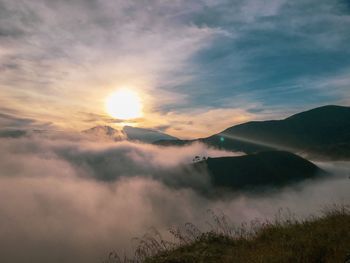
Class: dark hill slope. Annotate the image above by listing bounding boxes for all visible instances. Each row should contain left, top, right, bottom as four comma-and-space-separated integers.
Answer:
206, 105, 350, 155
194, 151, 324, 190
157, 105, 350, 159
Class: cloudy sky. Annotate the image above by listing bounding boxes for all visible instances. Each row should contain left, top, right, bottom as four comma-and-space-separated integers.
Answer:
1, 0, 350, 138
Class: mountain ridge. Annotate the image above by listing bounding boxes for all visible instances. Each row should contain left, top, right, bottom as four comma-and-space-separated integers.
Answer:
83, 125, 178, 143
156, 105, 350, 160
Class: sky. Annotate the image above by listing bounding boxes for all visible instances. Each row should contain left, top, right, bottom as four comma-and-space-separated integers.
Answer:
0, 0, 350, 138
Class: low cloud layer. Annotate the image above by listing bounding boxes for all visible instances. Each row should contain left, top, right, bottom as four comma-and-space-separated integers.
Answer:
0, 133, 349, 263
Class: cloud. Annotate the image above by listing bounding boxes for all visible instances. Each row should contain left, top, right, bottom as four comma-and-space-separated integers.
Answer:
179, 0, 350, 114
155, 107, 256, 139
0, 133, 236, 189
0, 0, 224, 131
0, 132, 349, 262
0, 112, 34, 127
0, 112, 53, 130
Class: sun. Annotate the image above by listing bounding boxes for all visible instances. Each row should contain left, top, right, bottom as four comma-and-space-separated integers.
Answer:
105, 89, 143, 120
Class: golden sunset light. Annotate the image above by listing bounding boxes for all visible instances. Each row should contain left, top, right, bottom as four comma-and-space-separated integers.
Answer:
105, 89, 143, 120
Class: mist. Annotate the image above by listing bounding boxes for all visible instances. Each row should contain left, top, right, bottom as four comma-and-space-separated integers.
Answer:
0, 133, 349, 263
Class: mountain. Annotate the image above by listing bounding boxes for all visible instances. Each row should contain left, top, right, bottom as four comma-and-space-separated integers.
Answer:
82, 125, 126, 141
83, 125, 178, 143
123, 125, 178, 143
193, 151, 325, 191
157, 105, 350, 159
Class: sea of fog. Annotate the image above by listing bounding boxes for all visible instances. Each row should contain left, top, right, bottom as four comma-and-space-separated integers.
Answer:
0, 133, 349, 263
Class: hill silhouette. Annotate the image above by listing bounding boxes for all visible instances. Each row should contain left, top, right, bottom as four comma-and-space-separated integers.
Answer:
157, 105, 350, 159
193, 151, 324, 191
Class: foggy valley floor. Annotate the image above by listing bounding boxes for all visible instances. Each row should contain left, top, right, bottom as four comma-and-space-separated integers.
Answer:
1, 133, 349, 263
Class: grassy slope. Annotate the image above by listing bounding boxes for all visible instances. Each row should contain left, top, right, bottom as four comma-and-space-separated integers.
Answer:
145, 209, 350, 263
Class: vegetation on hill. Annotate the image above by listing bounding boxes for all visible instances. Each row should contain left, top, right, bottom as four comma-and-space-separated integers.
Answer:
193, 151, 324, 191
104, 205, 350, 263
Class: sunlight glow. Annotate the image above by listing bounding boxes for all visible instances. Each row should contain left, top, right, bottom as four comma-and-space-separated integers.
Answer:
106, 89, 143, 120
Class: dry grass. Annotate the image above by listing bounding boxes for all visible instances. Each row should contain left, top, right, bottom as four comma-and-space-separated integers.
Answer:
103, 204, 350, 263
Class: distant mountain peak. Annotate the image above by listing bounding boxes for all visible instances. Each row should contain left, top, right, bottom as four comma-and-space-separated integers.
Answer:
82, 125, 126, 141
82, 125, 178, 143
122, 125, 178, 143
88, 125, 116, 134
